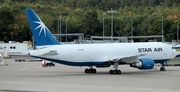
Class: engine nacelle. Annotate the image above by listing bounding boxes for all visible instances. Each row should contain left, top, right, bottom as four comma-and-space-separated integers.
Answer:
130, 58, 154, 69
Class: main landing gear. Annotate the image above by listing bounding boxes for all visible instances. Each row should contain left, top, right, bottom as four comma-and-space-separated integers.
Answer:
160, 63, 166, 71
84, 67, 96, 73
109, 62, 121, 74
84, 62, 122, 74
109, 69, 121, 74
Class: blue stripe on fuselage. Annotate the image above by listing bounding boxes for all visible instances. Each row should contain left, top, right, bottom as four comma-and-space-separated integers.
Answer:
31, 55, 170, 66
31, 55, 110, 66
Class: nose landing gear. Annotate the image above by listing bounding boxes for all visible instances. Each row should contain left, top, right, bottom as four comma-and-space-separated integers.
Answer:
160, 66, 166, 71
160, 63, 166, 71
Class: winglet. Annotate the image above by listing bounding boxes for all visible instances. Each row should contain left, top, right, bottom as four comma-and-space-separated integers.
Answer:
25, 8, 60, 46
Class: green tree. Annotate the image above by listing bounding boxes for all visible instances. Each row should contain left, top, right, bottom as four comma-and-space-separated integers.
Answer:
0, 8, 15, 42
81, 10, 100, 38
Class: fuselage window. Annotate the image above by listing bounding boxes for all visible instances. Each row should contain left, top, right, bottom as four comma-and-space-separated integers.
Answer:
10, 46, 16, 49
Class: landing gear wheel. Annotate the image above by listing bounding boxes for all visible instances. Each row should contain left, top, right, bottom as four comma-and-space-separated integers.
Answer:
92, 69, 96, 73
109, 70, 121, 74
84, 68, 97, 73
88, 69, 92, 73
160, 62, 166, 71
113, 70, 117, 74
160, 67, 166, 71
117, 70, 121, 74
85, 69, 89, 73
109, 70, 113, 74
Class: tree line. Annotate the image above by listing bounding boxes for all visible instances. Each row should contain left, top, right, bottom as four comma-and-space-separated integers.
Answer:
0, 0, 180, 42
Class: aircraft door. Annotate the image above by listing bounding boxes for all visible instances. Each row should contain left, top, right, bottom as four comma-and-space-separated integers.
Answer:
163, 46, 168, 55
69, 48, 74, 59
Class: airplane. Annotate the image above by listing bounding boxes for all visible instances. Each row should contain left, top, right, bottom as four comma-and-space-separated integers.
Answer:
25, 8, 176, 74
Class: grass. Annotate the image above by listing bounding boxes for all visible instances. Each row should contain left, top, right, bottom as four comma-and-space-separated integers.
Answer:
168, 59, 180, 63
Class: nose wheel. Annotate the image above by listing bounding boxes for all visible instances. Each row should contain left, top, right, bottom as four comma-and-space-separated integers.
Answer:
160, 63, 166, 71
160, 66, 166, 71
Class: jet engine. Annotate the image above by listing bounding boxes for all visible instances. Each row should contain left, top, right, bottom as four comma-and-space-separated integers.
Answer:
130, 58, 154, 69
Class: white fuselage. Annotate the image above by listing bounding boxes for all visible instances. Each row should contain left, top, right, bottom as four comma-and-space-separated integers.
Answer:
29, 42, 175, 65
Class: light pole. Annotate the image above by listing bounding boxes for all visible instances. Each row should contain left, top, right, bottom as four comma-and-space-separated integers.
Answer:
103, 13, 105, 41
58, 12, 60, 41
129, 20, 133, 42
60, 12, 62, 42
107, 8, 117, 41
66, 19, 68, 42
57, 12, 62, 42
176, 20, 179, 43
160, 14, 164, 42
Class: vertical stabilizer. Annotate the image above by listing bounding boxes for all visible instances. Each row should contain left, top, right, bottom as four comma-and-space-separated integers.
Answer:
25, 9, 60, 46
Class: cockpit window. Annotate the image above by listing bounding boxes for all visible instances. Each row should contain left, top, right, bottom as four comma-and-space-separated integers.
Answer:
172, 47, 180, 49
172, 46, 180, 52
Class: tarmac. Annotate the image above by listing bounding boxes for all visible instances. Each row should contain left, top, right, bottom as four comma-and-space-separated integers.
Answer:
0, 59, 180, 92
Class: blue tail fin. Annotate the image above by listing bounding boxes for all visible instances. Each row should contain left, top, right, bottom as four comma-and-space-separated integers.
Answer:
25, 9, 60, 46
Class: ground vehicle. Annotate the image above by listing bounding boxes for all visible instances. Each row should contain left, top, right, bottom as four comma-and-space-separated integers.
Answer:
15, 59, 26, 62
42, 60, 55, 67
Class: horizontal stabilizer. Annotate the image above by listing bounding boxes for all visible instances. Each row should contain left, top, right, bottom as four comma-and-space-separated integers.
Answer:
29, 49, 58, 56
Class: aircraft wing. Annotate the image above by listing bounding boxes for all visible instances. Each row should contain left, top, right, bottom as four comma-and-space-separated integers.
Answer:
95, 54, 145, 64
116, 54, 145, 64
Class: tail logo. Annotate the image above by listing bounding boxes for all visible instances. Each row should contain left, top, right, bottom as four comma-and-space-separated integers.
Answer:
26, 9, 60, 46
34, 20, 47, 37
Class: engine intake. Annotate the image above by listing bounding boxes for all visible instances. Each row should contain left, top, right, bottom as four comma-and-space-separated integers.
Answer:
130, 58, 154, 69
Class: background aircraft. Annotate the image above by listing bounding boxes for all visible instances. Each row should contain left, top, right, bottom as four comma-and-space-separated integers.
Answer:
25, 8, 176, 74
